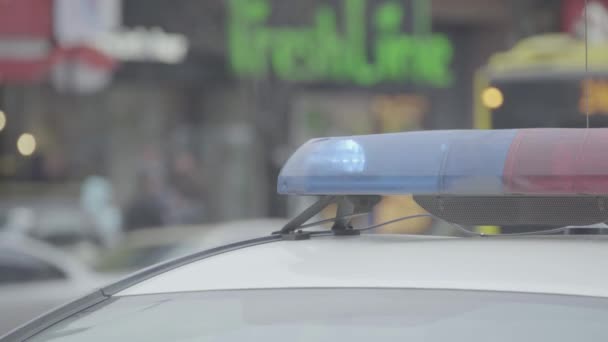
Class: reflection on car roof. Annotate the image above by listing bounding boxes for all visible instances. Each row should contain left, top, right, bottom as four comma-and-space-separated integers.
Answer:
118, 234, 608, 298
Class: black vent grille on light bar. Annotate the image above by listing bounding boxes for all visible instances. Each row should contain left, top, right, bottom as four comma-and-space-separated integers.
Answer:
413, 196, 608, 227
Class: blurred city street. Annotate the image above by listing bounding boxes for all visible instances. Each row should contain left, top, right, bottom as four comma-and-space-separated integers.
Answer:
0, 0, 605, 336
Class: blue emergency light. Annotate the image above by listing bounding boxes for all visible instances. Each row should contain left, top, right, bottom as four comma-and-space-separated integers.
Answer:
278, 128, 608, 196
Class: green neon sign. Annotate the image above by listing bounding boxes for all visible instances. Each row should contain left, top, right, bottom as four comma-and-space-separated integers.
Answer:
228, 0, 453, 87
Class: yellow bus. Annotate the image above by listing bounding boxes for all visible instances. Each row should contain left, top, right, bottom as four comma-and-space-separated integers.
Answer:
475, 33, 608, 131
474, 33, 608, 234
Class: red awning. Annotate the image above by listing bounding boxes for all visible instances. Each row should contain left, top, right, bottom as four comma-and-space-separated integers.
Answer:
0, 46, 116, 83
0, 0, 52, 36
0, 0, 116, 84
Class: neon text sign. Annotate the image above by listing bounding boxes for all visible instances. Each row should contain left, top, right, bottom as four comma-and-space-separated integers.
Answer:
228, 0, 453, 86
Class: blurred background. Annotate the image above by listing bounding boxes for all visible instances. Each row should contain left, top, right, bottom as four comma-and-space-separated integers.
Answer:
0, 0, 605, 334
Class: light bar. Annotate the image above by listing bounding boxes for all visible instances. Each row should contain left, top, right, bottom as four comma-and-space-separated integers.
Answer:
278, 128, 608, 196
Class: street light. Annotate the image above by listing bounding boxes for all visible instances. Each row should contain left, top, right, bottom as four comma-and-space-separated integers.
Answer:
0, 111, 6, 132
17, 133, 36, 156
482, 86, 504, 109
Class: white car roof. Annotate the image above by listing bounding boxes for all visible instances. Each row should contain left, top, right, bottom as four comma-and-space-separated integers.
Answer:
118, 234, 608, 298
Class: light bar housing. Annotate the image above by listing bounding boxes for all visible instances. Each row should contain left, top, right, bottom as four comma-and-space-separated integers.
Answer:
278, 128, 608, 196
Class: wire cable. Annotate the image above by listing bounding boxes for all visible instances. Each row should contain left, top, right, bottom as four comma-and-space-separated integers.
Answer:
297, 212, 371, 229
447, 223, 573, 237
427, 222, 608, 237
289, 210, 608, 237
356, 214, 433, 232
353, 214, 607, 237
585, 0, 590, 128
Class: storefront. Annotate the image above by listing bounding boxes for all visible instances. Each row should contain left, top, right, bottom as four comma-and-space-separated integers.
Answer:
0, 0, 539, 226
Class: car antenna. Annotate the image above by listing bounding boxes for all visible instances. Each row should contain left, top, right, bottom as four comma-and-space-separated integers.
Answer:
585, 0, 590, 128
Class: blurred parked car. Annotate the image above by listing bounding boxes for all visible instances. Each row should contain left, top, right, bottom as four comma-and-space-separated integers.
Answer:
0, 219, 286, 335
2, 205, 103, 264
0, 236, 104, 336
93, 218, 286, 275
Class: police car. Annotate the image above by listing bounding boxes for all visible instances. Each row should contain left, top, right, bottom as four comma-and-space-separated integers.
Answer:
4, 128, 608, 341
